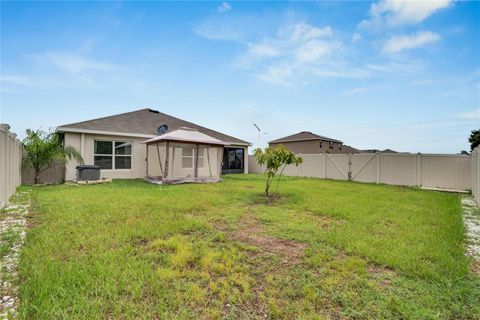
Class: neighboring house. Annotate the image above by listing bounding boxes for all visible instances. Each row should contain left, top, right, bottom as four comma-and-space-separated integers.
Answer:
269, 131, 346, 154
57, 108, 250, 180
361, 149, 399, 153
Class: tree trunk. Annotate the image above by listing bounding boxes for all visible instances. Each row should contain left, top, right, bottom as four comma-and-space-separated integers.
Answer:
34, 170, 40, 185
265, 176, 272, 197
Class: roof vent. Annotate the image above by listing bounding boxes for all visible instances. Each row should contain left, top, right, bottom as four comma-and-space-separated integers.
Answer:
148, 108, 160, 113
157, 124, 169, 134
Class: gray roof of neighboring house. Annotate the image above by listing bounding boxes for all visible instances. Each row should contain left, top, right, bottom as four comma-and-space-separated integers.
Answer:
361, 149, 399, 153
57, 108, 250, 146
342, 144, 361, 153
269, 131, 343, 144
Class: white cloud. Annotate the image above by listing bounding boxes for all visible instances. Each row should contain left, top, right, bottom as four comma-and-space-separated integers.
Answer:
383, 31, 441, 53
248, 43, 281, 58
257, 64, 295, 86
194, 23, 243, 41
409, 79, 435, 86
294, 40, 340, 64
342, 87, 372, 96
361, 0, 452, 28
0, 74, 42, 86
237, 22, 346, 85
218, 2, 231, 13
352, 33, 362, 43
29, 52, 117, 74
287, 24, 332, 42
457, 109, 480, 120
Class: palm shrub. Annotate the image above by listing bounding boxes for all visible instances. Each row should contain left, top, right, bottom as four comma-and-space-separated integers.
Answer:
22, 129, 83, 184
253, 145, 303, 197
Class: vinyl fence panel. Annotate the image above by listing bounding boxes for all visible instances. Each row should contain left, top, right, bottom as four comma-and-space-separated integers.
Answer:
379, 154, 418, 186
472, 148, 480, 203
248, 152, 473, 192
21, 162, 66, 185
421, 154, 471, 191
0, 124, 22, 208
351, 153, 378, 183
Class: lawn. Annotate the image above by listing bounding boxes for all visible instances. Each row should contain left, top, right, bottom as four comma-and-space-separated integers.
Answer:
18, 175, 479, 319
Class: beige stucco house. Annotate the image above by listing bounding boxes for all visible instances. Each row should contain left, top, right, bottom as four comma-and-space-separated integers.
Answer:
269, 131, 351, 154
57, 108, 250, 180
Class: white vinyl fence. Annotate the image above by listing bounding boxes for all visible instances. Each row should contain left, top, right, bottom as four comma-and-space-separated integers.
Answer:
249, 152, 472, 191
472, 147, 480, 202
0, 124, 22, 208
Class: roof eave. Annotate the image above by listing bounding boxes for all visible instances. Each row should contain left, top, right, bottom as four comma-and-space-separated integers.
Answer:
56, 126, 157, 138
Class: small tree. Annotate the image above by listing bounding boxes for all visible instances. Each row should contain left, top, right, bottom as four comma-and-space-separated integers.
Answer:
253, 145, 303, 197
22, 129, 83, 184
469, 129, 480, 151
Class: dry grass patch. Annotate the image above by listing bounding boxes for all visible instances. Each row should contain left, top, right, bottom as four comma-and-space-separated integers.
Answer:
233, 212, 307, 264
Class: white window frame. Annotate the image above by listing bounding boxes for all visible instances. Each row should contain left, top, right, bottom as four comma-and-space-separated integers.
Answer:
329, 141, 334, 150
94, 140, 133, 171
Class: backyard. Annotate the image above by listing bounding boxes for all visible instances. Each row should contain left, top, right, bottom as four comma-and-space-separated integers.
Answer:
12, 175, 480, 319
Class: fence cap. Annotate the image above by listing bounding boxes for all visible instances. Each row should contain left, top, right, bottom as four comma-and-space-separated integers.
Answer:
0, 123, 11, 132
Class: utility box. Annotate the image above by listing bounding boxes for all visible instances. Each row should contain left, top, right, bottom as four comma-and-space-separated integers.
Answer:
76, 165, 101, 181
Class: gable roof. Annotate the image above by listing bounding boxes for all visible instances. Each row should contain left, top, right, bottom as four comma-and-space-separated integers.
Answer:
144, 127, 225, 146
57, 108, 250, 146
361, 149, 399, 153
342, 144, 361, 153
269, 131, 343, 144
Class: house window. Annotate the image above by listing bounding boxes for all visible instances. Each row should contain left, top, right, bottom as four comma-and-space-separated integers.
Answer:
329, 141, 334, 150
94, 140, 132, 170
319, 140, 322, 149
182, 147, 194, 168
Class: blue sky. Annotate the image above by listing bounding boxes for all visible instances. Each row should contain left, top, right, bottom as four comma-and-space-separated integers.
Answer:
1, 1, 479, 153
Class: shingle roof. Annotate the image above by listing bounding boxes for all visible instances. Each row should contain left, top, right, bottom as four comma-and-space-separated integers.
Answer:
342, 144, 361, 153
269, 131, 343, 144
57, 108, 250, 145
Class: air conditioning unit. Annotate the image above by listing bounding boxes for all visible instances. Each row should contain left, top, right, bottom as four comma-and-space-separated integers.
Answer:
76, 165, 101, 181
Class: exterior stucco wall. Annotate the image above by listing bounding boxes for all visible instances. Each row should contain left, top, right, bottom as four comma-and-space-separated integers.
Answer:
270, 140, 343, 154
64, 132, 147, 180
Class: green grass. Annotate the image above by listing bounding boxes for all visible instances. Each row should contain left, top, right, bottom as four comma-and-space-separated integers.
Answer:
18, 175, 479, 319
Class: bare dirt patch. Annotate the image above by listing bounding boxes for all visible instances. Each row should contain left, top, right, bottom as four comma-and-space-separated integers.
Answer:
366, 264, 396, 289
307, 211, 345, 229
251, 193, 288, 206
233, 212, 306, 265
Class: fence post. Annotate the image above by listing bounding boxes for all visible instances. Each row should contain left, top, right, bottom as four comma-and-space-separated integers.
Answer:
322, 153, 327, 179
0, 124, 8, 207
375, 152, 380, 184
0, 124, 22, 208
472, 151, 476, 199
416, 153, 422, 187
347, 153, 352, 181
